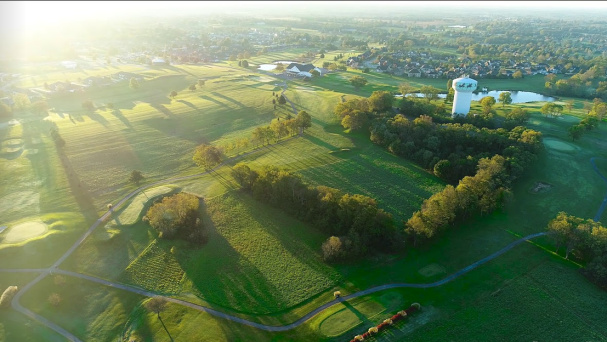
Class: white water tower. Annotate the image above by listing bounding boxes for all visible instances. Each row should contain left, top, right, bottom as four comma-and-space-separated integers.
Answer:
451, 76, 478, 117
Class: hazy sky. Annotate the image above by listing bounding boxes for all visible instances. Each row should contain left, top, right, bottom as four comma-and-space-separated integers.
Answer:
3, 1, 607, 35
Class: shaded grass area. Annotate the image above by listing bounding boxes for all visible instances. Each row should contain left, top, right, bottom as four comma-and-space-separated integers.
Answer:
44, 65, 279, 210
19, 275, 146, 342
179, 192, 341, 314
0, 273, 66, 342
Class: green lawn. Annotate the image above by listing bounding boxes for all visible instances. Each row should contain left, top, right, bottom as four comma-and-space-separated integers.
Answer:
19, 275, 146, 342
5, 51, 607, 342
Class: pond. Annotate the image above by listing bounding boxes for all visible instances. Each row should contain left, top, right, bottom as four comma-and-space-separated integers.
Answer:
396, 90, 555, 104
257, 61, 297, 71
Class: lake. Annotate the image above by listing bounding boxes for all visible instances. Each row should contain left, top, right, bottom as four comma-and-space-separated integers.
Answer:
257, 61, 297, 71
396, 90, 555, 103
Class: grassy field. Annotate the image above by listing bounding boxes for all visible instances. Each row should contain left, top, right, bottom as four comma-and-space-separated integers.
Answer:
0, 273, 67, 342
4, 52, 607, 342
19, 275, 146, 342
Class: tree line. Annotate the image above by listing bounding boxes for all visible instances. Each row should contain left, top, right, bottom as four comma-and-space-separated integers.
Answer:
370, 114, 542, 184
547, 212, 607, 289
230, 163, 400, 261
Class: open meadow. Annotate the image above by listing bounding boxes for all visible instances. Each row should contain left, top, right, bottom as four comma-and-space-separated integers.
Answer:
2, 49, 607, 342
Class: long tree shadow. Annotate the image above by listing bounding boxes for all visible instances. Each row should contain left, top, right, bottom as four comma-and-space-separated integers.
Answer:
149, 103, 175, 118
211, 91, 246, 108
82, 110, 110, 127
174, 199, 292, 319
199, 95, 230, 109
340, 299, 374, 327
158, 316, 174, 341
176, 99, 199, 111
111, 109, 133, 129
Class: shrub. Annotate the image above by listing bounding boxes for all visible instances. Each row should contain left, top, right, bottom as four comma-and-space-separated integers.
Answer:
322, 236, 345, 261
368, 326, 378, 334
48, 293, 61, 306
398, 310, 408, 317
0, 286, 18, 308
411, 302, 421, 310
383, 318, 393, 325
354, 335, 364, 341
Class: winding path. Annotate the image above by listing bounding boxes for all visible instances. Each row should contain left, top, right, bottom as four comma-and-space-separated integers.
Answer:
590, 157, 607, 222
4, 231, 547, 339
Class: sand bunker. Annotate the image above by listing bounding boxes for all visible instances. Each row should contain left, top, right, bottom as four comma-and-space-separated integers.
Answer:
418, 263, 446, 277
543, 137, 577, 152
531, 182, 552, 194
3, 220, 48, 243
3, 138, 24, 147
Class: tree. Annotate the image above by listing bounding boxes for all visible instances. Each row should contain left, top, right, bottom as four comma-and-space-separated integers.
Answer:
13, 93, 31, 111
513, 70, 523, 79
565, 99, 575, 112
145, 193, 200, 239
82, 99, 95, 112
145, 296, 168, 318
399, 82, 414, 98
189, 84, 197, 92
568, 124, 584, 141
169, 91, 178, 99
241, 60, 249, 68
197, 79, 205, 87
368, 91, 394, 112
420, 85, 440, 102
445, 88, 455, 103
480, 96, 496, 114
310, 69, 320, 77
278, 95, 287, 105
193, 144, 222, 170
498, 92, 512, 108
129, 170, 144, 185
322, 236, 345, 261
295, 110, 312, 133
540, 103, 563, 118
349, 75, 368, 89
129, 77, 139, 89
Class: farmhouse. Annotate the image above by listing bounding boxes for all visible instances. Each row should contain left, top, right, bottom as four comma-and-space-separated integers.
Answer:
285, 63, 322, 77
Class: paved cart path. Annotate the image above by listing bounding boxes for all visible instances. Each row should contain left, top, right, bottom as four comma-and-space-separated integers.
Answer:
4, 232, 546, 340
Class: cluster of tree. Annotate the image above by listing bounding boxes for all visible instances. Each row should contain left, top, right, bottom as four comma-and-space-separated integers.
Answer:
569, 111, 600, 141
238, 60, 249, 68
193, 144, 222, 170
544, 66, 606, 99
144, 192, 206, 245
231, 163, 400, 261
540, 102, 564, 118
349, 76, 368, 89
406, 155, 513, 246
547, 212, 607, 288
370, 114, 542, 184
322, 61, 347, 71
219, 111, 311, 157
334, 91, 394, 131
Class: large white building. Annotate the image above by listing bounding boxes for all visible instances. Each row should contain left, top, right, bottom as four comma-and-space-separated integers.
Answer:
451, 76, 478, 117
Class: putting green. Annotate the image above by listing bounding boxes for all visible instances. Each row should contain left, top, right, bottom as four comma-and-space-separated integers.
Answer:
543, 137, 577, 152
113, 185, 176, 226
2, 220, 49, 243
